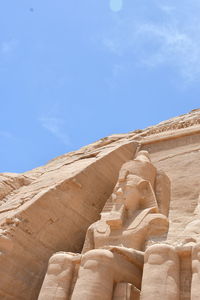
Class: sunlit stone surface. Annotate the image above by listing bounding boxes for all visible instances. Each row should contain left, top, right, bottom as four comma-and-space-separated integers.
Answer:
0, 109, 200, 299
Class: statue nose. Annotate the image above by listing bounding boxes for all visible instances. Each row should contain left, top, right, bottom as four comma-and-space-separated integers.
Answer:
116, 188, 123, 195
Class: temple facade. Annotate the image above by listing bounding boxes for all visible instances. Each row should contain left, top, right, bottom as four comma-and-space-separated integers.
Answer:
0, 109, 200, 299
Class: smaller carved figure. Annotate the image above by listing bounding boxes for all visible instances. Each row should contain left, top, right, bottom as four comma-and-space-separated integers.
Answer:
140, 244, 180, 300
140, 194, 200, 300
38, 151, 170, 300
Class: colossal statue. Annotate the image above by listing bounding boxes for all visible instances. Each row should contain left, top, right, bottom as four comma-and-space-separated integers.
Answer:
38, 151, 170, 300
140, 196, 200, 300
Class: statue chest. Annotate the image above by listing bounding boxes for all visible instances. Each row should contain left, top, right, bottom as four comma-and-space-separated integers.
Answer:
93, 222, 144, 250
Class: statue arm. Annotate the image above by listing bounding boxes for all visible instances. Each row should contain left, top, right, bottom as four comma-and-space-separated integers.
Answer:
81, 224, 95, 254
146, 212, 169, 236
103, 245, 144, 268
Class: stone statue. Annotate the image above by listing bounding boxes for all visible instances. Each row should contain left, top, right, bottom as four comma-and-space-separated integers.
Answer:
140, 194, 200, 300
38, 151, 170, 300
140, 244, 180, 300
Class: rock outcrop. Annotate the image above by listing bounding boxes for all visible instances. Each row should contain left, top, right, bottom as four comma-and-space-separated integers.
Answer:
0, 109, 200, 299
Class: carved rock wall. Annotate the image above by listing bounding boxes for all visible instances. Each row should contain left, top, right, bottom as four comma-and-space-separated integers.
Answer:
143, 132, 200, 244
0, 109, 200, 300
142, 133, 200, 300
0, 141, 137, 300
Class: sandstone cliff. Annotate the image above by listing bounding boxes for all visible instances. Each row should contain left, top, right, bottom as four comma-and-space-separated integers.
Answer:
0, 109, 200, 299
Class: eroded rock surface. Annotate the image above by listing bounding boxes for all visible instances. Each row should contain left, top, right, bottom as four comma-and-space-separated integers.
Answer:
38, 150, 169, 300
0, 109, 200, 300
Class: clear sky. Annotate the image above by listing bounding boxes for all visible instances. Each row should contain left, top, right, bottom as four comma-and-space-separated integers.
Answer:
0, 0, 200, 173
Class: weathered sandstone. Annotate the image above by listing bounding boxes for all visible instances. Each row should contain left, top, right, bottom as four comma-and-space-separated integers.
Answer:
0, 108, 200, 299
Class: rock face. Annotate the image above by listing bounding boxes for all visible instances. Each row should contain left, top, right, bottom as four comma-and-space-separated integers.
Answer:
38, 150, 170, 300
0, 109, 200, 300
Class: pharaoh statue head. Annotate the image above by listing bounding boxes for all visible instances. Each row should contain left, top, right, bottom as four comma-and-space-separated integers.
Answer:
100, 150, 169, 229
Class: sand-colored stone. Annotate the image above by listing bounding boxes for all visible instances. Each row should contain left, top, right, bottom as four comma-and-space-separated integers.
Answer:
0, 141, 138, 299
38, 150, 169, 299
0, 108, 200, 299
141, 244, 180, 300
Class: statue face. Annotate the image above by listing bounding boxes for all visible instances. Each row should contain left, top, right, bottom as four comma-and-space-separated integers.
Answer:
114, 181, 141, 212
124, 183, 141, 211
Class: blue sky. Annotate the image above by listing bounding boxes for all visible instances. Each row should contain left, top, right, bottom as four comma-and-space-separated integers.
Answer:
0, 0, 200, 173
